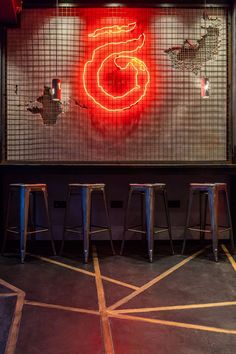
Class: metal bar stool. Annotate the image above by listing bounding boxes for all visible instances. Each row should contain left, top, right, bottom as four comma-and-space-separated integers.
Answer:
120, 183, 174, 262
1, 183, 56, 263
182, 183, 235, 262
60, 183, 115, 263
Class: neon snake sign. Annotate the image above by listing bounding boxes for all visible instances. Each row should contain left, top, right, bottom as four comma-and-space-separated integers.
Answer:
83, 22, 150, 112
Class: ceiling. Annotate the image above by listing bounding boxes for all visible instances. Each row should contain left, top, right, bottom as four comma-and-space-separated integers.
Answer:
0, 0, 232, 25
19, 0, 236, 8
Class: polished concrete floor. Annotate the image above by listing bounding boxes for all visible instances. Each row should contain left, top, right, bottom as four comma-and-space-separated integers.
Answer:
0, 241, 236, 354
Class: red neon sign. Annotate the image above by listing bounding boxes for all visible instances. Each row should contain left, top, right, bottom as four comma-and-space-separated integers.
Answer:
83, 22, 150, 112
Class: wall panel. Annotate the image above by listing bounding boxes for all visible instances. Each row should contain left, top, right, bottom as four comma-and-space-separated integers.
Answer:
6, 7, 229, 163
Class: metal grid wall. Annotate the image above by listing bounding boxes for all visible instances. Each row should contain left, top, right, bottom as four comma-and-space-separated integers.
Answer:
6, 7, 229, 163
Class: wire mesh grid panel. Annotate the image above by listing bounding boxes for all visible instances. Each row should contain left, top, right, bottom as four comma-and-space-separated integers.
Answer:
6, 7, 229, 163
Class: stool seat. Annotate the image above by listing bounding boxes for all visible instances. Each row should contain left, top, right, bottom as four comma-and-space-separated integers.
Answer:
121, 183, 174, 262
10, 183, 47, 187
9, 184, 48, 193
68, 183, 105, 189
182, 182, 234, 261
130, 183, 166, 190
190, 183, 226, 191
2, 183, 56, 263
60, 183, 115, 263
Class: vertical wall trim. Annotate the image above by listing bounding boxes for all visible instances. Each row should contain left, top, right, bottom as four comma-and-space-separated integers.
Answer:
227, 9, 232, 162
0, 26, 6, 163
232, 1, 236, 161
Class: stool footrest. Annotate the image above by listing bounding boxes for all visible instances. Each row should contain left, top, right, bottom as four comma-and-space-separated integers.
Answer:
188, 227, 212, 233
65, 227, 110, 235
26, 228, 49, 235
91, 224, 110, 229
6, 227, 18, 234
154, 228, 169, 234
90, 228, 110, 235
127, 227, 169, 235
6, 227, 49, 235
127, 228, 146, 234
218, 227, 232, 233
188, 227, 231, 233
65, 228, 81, 234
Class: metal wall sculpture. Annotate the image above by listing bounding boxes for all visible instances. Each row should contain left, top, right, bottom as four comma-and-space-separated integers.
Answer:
27, 86, 62, 125
6, 7, 229, 163
164, 16, 221, 75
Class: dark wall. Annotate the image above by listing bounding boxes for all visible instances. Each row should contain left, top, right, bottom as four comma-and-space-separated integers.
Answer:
0, 165, 234, 240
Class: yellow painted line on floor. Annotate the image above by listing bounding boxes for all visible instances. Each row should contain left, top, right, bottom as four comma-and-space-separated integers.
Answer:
25, 300, 99, 316
0, 278, 23, 294
108, 247, 208, 311
30, 254, 95, 277
30, 254, 138, 290
108, 312, 236, 335
0, 293, 17, 298
113, 301, 236, 314
5, 292, 25, 354
101, 276, 139, 290
221, 244, 236, 271
93, 247, 114, 354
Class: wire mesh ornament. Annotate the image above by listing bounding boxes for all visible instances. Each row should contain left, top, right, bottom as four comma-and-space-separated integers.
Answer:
164, 15, 221, 75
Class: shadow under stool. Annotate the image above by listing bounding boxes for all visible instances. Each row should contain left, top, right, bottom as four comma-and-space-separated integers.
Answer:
120, 183, 174, 262
182, 183, 235, 262
1, 183, 56, 263
60, 183, 115, 263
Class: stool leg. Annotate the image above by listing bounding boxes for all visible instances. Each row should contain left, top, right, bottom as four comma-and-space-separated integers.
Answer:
102, 188, 115, 255
1, 189, 12, 255
199, 192, 203, 240
43, 187, 56, 256
20, 187, 29, 263
82, 187, 91, 263
28, 193, 36, 237
141, 192, 145, 241
224, 188, 235, 252
145, 188, 155, 262
200, 192, 208, 242
120, 188, 132, 255
60, 187, 71, 255
163, 189, 174, 255
182, 189, 193, 255
203, 193, 208, 240
209, 188, 219, 262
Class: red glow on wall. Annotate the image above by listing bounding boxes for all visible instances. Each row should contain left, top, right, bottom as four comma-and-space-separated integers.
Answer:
83, 22, 150, 112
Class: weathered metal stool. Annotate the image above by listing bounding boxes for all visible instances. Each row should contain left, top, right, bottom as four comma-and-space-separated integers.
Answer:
182, 183, 235, 262
1, 183, 56, 263
120, 183, 174, 262
60, 183, 115, 263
